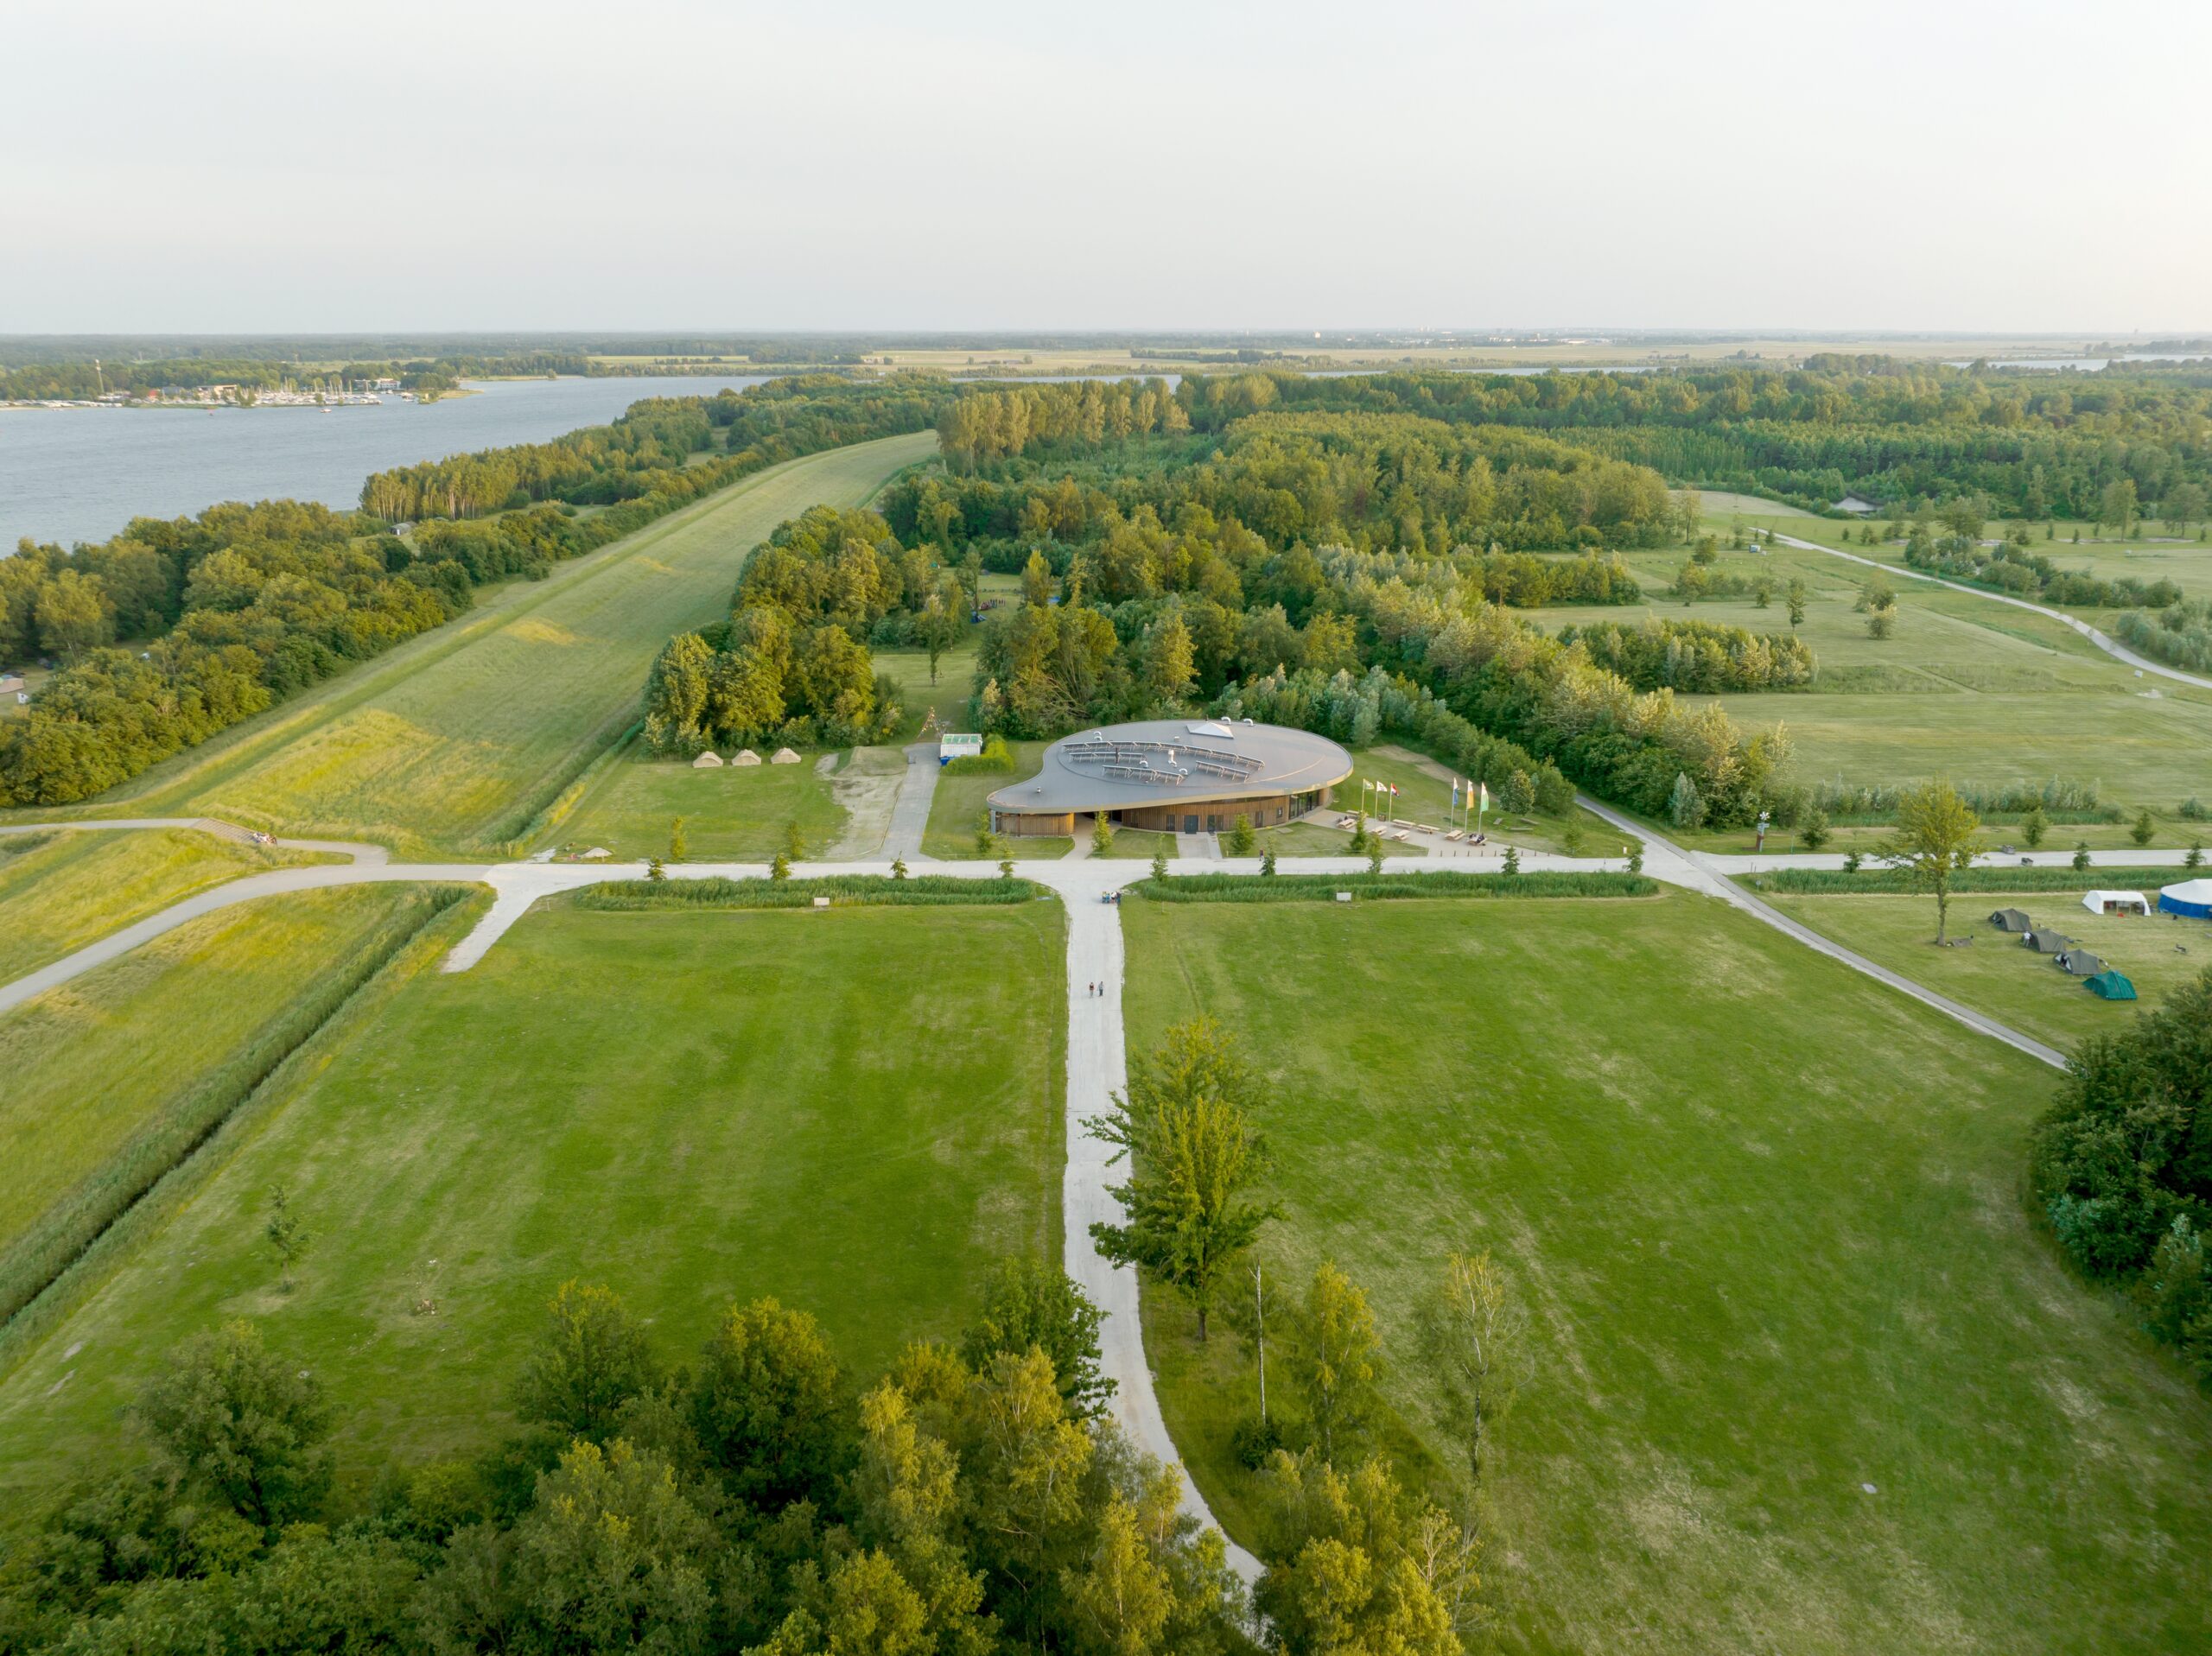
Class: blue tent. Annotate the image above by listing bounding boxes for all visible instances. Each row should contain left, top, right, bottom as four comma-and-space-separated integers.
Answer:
2158, 879, 2212, 919
2085, 970, 2138, 1000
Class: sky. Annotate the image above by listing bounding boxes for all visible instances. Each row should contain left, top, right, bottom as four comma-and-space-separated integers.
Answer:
4, 0, 2208, 336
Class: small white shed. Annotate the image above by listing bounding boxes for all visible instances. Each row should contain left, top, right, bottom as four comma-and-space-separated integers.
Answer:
2081, 890, 2150, 917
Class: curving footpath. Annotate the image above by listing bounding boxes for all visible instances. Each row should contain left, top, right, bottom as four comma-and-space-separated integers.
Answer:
1772, 531, 2212, 692
1575, 797, 2069, 1069
10, 818, 2202, 1570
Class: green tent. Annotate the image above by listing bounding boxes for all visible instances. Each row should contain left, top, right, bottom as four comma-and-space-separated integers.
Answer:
2085, 970, 2138, 1000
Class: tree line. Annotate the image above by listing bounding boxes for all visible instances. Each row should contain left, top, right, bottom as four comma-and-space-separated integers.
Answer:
1167, 363, 2212, 521
0, 379, 951, 808
639, 506, 957, 753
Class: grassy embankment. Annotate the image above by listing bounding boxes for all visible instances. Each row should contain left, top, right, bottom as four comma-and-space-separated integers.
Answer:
0, 828, 340, 984
1122, 890, 2212, 1656
0, 898, 1065, 1511
0, 433, 936, 858
0, 886, 460, 1335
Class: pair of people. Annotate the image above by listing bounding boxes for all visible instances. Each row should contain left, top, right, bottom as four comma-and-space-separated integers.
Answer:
1083, 980, 1108, 998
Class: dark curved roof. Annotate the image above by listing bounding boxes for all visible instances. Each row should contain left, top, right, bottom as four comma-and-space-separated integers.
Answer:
988, 720, 1353, 815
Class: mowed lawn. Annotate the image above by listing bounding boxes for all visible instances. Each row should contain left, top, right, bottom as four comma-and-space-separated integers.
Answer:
49, 432, 936, 858
1122, 892, 2212, 1655
925, 739, 1072, 859
0, 898, 1065, 1507
1768, 890, 2210, 1049
0, 885, 435, 1271
0, 828, 336, 985
556, 754, 851, 860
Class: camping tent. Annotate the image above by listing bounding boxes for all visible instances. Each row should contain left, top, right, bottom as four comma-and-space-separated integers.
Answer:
2080, 889, 2147, 917
2023, 930, 2075, 955
733, 749, 762, 767
2056, 948, 2106, 976
691, 751, 724, 769
2085, 970, 2138, 999
1989, 908, 2032, 932
771, 747, 801, 765
2158, 878, 2212, 919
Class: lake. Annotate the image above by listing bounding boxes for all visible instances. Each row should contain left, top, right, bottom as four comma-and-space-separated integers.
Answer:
0, 374, 768, 550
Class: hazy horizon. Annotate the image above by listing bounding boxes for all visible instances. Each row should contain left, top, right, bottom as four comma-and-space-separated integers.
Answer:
6, 0, 2207, 335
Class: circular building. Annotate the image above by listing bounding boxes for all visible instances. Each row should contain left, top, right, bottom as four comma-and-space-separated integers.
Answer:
988, 720, 1354, 838
2158, 878, 2212, 918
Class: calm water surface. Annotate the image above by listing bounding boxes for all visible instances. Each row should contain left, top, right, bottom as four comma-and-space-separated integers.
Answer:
0, 375, 767, 550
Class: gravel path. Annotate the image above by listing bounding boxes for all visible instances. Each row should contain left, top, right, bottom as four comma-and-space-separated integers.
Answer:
1575, 797, 2069, 1069
1772, 531, 2212, 691
884, 744, 941, 860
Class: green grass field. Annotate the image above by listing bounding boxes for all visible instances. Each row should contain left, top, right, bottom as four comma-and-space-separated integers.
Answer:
1767, 890, 2209, 1048
1122, 891, 2212, 1655
0, 898, 1065, 1507
9, 433, 936, 857
874, 640, 980, 742
924, 740, 1072, 859
554, 753, 852, 860
0, 885, 435, 1292
0, 828, 337, 985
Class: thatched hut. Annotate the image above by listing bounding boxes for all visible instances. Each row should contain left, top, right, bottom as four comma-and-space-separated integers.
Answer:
732, 749, 762, 767
691, 750, 724, 769
771, 747, 802, 765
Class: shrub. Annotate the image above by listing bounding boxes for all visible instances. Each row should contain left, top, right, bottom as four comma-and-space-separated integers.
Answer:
941, 735, 1017, 775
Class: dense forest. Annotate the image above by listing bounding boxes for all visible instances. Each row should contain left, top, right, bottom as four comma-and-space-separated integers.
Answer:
1165, 362, 2212, 519
0, 378, 950, 808
880, 382, 1802, 827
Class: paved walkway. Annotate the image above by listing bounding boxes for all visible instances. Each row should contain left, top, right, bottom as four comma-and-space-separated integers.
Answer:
1575, 797, 2069, 1069
885, 745, 941, 861
1772, 531, 2212, 692
1174, 830, 1219, 860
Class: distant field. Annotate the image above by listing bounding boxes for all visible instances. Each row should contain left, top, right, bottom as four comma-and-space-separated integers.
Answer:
22, 433, 935, 857
0, 828, 336, 985
0, 898, 1065, 1505
1566, 527, 2212, 815
0, 885, 440, 1320
874, 640, 979, 742
1122, 891, 2212, 1656
1769, 890, 2209, 1048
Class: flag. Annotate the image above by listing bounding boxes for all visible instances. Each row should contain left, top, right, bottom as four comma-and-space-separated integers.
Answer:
1479, 783, 1491, 810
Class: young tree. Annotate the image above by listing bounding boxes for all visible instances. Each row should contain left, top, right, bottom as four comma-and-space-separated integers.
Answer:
772, 852, 791, 882
1087, 1018, 1279, 1342
1226, 815, 1256, 858
1255, 1454, 1479, 1654
2073, 840, 2093, 872
669, 815, 689, 861
690, 1298, 844, 1505
998, 856, 1015, 880
784, 820, 808, 863
1150, 846, 1169, 883
264, 1184, 310, 1292
1145, 612, 1196, 706
646, 857, 667, 883
891, 856, 910, 880
1285, 1262, 1382, 1462
1560, 821, 1586, 857
135, 1322, 333, 1527
957, 1256, 1115, 1418
2100, 477, 2139, 533
1666, 771, 1704, 831
2022, 803, 2049, 848
1419, 1250, 1526, 1486
1796, 808, 1831, 853
1020, 549, 1053, 608
1261, 848, 1277, 877
1879, 780, 1982, 943
975, 812, 998, 860
918, 588, 963, 687
1866, 601, 1897, 639
1367, 839, 1386, 876
1751, 574, 1773, 609
2188, 841, 2205, 870
514, 1281, 659, 1443
2132, 809, 2157, 847
1090, 814, 1115, 856
1785, 577, 1808, 628
1501, 844, 1520, 876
